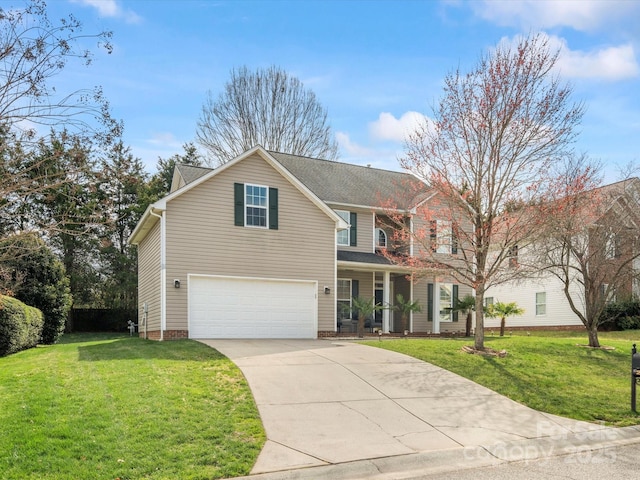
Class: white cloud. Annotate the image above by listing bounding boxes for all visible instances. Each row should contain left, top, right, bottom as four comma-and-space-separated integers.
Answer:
472, 0, 639, 32
369, 111, 429, 143
72, 0, 142, 24
497, 34, 640, 82
335, 132, 375, 157
557, 42, 639, 81
147, 132, 182, 149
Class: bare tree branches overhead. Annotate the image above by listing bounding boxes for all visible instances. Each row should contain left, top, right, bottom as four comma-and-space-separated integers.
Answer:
196, 65, 339, 166
0, 0, 120, 142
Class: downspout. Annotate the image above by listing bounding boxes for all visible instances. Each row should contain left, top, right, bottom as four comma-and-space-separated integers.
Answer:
149, 209, 166, 341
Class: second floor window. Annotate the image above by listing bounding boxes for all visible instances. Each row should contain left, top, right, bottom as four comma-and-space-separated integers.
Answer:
375, 228, 387, 248
246, 184, 268, 227
335, 210, 357, 246
430, 220, 456, 254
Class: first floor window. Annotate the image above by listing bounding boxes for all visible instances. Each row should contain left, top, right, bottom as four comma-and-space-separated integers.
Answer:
536, 292, 546, 316
337, 279, 352, 319
484, 296, 494, 308
245, 184, 268, 227
439, 283, 452, 322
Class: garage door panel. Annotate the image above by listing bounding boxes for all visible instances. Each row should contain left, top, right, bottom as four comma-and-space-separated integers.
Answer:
188, 275, 317, 339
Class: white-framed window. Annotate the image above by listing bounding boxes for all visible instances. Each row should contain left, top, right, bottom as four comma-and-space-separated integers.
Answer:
431, 220, 453, 254
375, 228, 387, 248
484, 296, 494, 308
605, 231, 618, 259
245, 184, 268, 228
336, 210, 350, 246
337, 279, 352, 319
535, 292, 546, 316
439, 283, 453, 322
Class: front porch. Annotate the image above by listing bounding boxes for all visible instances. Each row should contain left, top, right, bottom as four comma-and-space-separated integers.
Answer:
335, 251, 471, 336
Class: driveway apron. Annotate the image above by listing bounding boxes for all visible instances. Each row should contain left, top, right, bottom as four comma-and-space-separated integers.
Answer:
198, 339, 606, 475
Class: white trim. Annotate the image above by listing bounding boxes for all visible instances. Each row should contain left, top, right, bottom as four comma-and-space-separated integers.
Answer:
149, 209, 166, 341
337, 260, 413, 273
244, 182, 269, 229
335, 209, 351, 246
383, 271, 391, 333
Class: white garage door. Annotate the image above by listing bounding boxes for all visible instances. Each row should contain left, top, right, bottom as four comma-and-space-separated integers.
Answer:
188, 275, 317, 339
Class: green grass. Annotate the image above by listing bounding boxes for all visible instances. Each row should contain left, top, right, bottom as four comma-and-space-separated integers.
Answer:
0, 333, 264, 480
364, 330, 640, 427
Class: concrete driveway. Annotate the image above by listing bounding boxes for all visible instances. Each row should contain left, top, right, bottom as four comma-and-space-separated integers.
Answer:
199, 339, 620, 478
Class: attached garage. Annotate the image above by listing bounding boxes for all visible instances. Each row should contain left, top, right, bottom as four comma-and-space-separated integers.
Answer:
188, 275, 318, 339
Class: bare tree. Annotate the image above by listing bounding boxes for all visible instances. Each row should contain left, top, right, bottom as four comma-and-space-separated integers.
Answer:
196, 65, 339, 165
0, 0, 118, 140
535, 157, 640, 347
394, 34, 584, 350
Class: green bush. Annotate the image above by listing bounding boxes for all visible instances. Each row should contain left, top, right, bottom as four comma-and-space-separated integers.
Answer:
601, 300, 640, 330
0, 235, 72, 344
0, 295, 44, 356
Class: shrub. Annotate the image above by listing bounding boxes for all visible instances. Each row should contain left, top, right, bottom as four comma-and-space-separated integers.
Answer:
0, 295, 44, 356
0, 235, 72, 344
601, 300, 640, 330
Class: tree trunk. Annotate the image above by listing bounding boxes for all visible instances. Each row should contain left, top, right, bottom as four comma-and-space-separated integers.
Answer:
401, 314, 407, 334
357, 316, 365, 338
474, 291, 485, 350
588, 325, 601, 348
500, 316, 506, 337
465, 312, 472, 337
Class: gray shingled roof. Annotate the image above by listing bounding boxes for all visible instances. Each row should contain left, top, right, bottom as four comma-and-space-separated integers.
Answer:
337, 251, 393, 265
269, 152, 424, 210
174, 150, 426, 210
175, 164, 211, 185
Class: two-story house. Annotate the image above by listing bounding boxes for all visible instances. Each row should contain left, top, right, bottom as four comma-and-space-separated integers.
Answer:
129, 146, 471, 340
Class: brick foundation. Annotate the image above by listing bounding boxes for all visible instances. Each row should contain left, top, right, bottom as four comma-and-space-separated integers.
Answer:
139, 330, 189, 341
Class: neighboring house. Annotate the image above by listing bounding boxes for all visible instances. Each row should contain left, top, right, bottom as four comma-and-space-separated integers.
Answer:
129, 146, 471, 340
485, 178, 640, 330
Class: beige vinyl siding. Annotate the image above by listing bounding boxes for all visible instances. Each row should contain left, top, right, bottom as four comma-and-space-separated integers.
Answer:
137, 219, 161, 331
164, 153, 336, 332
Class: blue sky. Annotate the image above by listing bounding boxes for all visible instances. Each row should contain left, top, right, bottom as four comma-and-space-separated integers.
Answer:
41, 0, 640, 178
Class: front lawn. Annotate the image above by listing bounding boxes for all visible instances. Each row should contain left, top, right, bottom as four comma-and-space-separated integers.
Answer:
0, 334, 264, 480
365, 330, 640, 427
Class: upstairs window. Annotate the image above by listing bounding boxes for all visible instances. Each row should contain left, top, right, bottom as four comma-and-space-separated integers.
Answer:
335, 210, 357, 246
245, 184, 267, 227
430, 220, 457, 254
375, 228, 387, 248
234, 183, 278, 230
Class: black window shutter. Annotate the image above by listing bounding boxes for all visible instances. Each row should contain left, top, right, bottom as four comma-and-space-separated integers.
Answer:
427, 283, 433, 322
453, 285, 459, 322
451, 224, 458, 255
234, 183, 244, 226
351, 280, 359, 320
350, 212, 357, 246
269, 187, 278, 230
430, 220, 437, 252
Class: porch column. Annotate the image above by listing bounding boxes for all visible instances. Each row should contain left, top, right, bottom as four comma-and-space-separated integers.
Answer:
433, 282, 440, 334
383, 270, 391, 333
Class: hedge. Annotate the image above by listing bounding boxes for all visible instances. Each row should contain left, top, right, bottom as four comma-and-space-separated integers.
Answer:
0, 295, 44, 357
